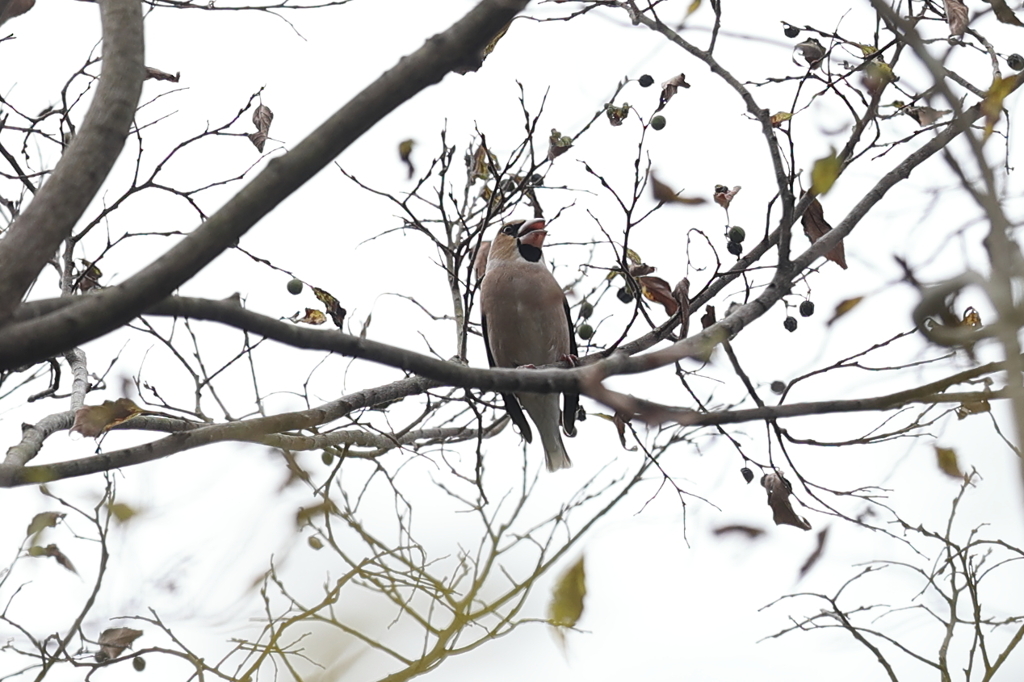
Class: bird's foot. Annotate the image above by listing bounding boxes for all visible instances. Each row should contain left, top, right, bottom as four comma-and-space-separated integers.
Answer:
560, 354, 580, 367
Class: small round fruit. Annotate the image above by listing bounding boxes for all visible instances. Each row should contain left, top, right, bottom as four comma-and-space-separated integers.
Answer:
728, 226, 746, 243
783, 316, 798, 332
784, 25, 800, 38
308, 536, 323, 550
799, 300, 815, 317
577, 323, 594, 340
638, 74, 654, 87
770, 380, 786, 394
529, 173, 544, 185
1008, 53, 1024, 71
617, 286, 634, 303
650, 115, 667, 131
321, 451, 334, 466
287, 278, 303, 295
727, 241, 742, 256
740, 467, 754, 484
580, 300, 594, 319
133, 657, 146, 672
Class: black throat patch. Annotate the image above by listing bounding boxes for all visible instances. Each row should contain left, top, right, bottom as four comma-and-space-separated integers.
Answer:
518, 243, 542, 262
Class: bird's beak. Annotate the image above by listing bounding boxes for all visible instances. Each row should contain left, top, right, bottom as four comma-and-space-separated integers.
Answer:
518, 219, 547, 248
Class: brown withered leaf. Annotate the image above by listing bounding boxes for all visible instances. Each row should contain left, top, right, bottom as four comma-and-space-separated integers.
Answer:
935, 445, 963, 478
628, 263, 656, 277
673, 278, 690, 337
961, 306, 982, 328
398, 139, 415, 179
801, 198, 847, 269
249, 103, 273, 152
712, 524, 765, 539
312, 287, 347, 328
798, 527, 830, 578
144, 67, 180, 82
638, 275, 679, 316
26, 511, 65, 537
656, 73, 690, 112
27, 544, 77, 574
469, 143, 498, 181
76, 259, 102, 292
700, 305, 716, 329
0, 0, 34, 27
547, 129, 573, 161
761, 472, 811, 530
292, 308, 327, 325
793, 38, 825, 70
96, 627, 143, 662
651, 173, 705, 205
957, 399, 990, 419
594, 411, 636, 450
983, 0, 1023, 26
944, 0, 968, 39
713, 184, 741, 209
902, 105, 951, 126
72, 398, 145, 438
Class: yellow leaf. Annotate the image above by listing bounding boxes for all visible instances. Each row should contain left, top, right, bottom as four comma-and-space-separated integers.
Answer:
549, 556, 586, 628
827, 296, 863, 325
935, 445, 963, 478
982, 75, 1015, 140
685, 0, 701, 17
625, 248, 642, 264
770, 111, 793, 127
811, 148, 840, 195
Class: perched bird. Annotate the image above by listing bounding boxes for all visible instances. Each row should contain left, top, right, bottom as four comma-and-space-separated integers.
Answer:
480, 218, 578, 471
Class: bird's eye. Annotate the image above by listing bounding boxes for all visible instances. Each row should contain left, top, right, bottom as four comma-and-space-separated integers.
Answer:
502, 221, 523, 236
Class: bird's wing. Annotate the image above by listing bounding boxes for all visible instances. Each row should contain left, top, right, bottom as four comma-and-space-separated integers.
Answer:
562, 298, 579, 437
482, 312, 533, 443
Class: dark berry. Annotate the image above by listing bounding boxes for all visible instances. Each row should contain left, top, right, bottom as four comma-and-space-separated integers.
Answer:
784, 25, 800, 39
580, 300, 594, 319
728, 226, 746, 243
770, 380, 786, 394
799, 300, 815, 317
287, 278, 303, 295
638, 74, 654, 87
1008, 54, 1024, 71
727, 241, 742, 256
650, 115, 666, 130
133, 657, 146, 672
617, 287, 634, 303
321, 451, 333, 465
784, 316, 798, 332
578, 323, 594, 340
740, 467, 754, 484
529, 173, 544, 185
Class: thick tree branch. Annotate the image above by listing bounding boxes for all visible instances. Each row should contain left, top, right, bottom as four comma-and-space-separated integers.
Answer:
0, 0, 529, 367
0, 0, 144, 324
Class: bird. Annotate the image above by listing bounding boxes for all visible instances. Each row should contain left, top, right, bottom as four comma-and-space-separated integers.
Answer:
480, 217, 578, 471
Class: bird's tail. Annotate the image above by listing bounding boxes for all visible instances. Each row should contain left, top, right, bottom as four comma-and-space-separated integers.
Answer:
519, 393, 572, 471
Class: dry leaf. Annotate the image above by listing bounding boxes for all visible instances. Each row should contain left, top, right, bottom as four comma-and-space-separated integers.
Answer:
144, 67, 180, 82
957, 399, 990, 419
827, 297, 864, 325
801, 198, 848, 269
761, 472, 811, 530
0, 0, 34, 27
981, 75, 1015, 139
935, 445, 963, 478
312, 287, 347, 328
398, 139, 415, 179
961, 306, 982, 328
628, 263, 656, 277
292, 308, 327, 325
861, 59, 895, 98
547, 129, 573, 161
798, 527, 830, 578
96, 627, 143, 663
605, 102, 630, 126
713, 184, 741, 209
651, 173, 705, 205
26, 511, 65, 537
76, 259, 102, 292
793, 38, 825, 70
249, 103, 274, 152
902, 105, 950, 126
712, 524, 764, 539
674, 278, 690, 337
770, 111, 793, 127
944, 0, 969, 39
810, 149, 840, 195
656, 73, 690, 112
72, 398, 145, 438
638, 275, 679, 316
594, 411, 636, 450
27, 544, 77, 574
107, 502, 137, 523
983, 0, 1023, 26
549, 556, 586, 629
700, 305, 716, 329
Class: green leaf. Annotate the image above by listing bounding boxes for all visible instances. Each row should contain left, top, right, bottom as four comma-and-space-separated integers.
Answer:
811, 148, 840, 195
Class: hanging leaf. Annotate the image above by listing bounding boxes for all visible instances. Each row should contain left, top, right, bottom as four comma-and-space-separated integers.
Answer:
793, 38, 825, 70
398, 138, 415, 179
144, 67, 180, 82
983, 0, 1023, 26
700, 305, 716, 329
651, 173, 705, 205
593, 411, 636, 450
957, 399, 991, 419
810, 149, 840, 195
313, 286, 347, 328
469, 143, 498, 181
656, 73, 690, 112
827, 297, 864, 325
96, 628, 143, 663
801, 198, 848, 269
72, 398, 146, 438
292, 308, 327, 325
26, 511, 65, 537
76, 259, 103, 292
107, 502, 138, 524
549, 556, 586, 629
902, 104, 951, 126
981, 75, 1015, 140
547, 129, 573, 161
798, 527, 830, 578
674, 278, 690, 337
713, 184, 741, 209
944, 0, 969, 39
961, 306, 982, 328
935, 445, 963, 478
760, 472, 812, 530
27, 544, 78, 574
248, 103, 274, 152
770, 111, 793, 127
638, 275, 679, 316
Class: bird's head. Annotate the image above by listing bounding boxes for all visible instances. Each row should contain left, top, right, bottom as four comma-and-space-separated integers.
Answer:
489, 218, 547, 264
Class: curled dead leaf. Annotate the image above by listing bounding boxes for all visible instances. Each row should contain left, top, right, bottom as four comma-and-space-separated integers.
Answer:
96, 627, 143, 663
801, 198, 847, 269
700, 305, 716, 329
983, 0, 1023, 26
638, 275, 679, 316
902, 105, 950, 126
248, 103, 274, 152
956, 399, 990, 419
651, 173, 705, 205
761, 472, 811, 530
713, 184, 741, 209
292, 308, 327, 325
312, 287, 347, 328
656, 73, 690, 112
793, 38, 825, 70
547, 129, 573, 161
27, 544, 77, 574
144, 67, 180, 82
72, 398, 145, 438
673, 278, 690, 337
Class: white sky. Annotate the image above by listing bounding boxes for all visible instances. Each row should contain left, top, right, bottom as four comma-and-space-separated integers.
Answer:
2, 1, 1024, 681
